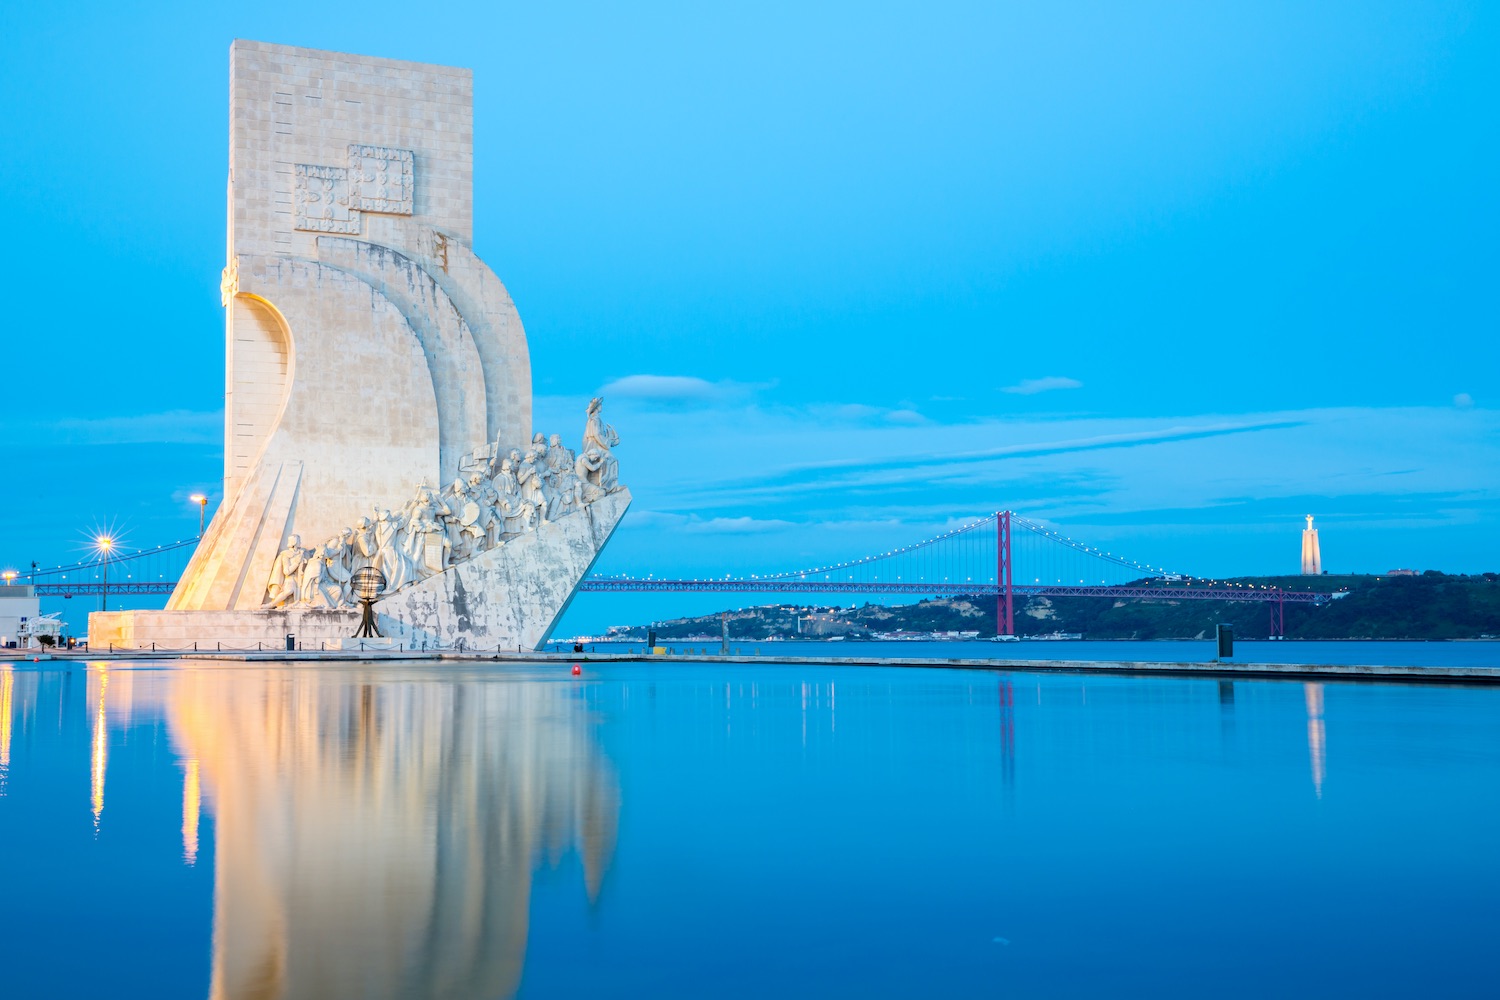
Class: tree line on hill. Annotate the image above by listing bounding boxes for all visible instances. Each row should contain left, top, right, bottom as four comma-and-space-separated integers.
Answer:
615, 572, 1500, 641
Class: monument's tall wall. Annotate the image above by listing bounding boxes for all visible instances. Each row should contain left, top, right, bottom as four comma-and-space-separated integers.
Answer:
91, 40, 630, 649
171, 41, 535, 613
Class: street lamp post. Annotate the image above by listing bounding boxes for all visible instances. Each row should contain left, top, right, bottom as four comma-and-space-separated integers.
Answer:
96, 535, 114, 612
190, 494, 209, 536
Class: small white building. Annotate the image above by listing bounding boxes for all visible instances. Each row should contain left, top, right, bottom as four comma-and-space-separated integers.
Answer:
19, 612, 65, 647
0, 585, 41, 648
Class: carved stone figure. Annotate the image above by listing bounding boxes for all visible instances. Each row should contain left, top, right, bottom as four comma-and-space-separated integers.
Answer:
264, 535, 309, 608
583, 397, 621, 491
547, 434, 574, 475
298, 540, 348, 609
468, 472, 502, 549
516, 450, 547, 526
575, 448, 608, 504
404, 485, 452, 579
444, 477, 485, 563
584, 397, 619, 454
374, 509, 411, 593
337, 526, 357, 578
351, 516, 378, 574
323, 535, 354, 606
494, 458, 530, 536
458, 440, 497, 480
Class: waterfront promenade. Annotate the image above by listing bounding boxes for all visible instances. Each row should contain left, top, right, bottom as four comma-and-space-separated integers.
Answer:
7, 646, 1499, 685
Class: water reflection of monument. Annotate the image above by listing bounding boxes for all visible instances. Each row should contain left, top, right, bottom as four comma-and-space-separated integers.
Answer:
166, 668, 618, 1000
1305, 682, 1326, 798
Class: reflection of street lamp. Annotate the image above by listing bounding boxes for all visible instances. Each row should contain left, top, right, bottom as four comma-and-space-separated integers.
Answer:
95, 535, 114, 612
190, 494, 209, 536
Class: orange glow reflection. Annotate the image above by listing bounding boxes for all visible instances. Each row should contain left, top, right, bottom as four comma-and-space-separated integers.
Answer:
90, 666, 109, 829
181, 758, 200, 865
0, 665, 13, 792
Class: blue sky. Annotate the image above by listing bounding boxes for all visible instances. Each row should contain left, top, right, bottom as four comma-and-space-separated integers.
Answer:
1, 2, 1496, 630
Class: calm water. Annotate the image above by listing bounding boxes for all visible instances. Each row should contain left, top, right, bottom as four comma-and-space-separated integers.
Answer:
579, 638, 1500, 668
1, 652, 1497, 998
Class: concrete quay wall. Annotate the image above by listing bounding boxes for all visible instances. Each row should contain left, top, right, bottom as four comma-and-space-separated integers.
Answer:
15, 647, 1500, 685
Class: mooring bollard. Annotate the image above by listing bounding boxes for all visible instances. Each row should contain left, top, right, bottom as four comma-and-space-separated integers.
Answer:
1215, 624, 1234, 663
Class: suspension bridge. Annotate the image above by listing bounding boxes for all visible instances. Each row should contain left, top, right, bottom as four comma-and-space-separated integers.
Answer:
6, 511, 1337, 637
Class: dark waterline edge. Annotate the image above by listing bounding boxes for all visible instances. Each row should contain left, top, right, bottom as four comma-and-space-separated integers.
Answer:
8, 648, 1500, 686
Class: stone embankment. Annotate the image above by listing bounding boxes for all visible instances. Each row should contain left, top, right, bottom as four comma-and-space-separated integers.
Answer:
6, 647, 1498, 685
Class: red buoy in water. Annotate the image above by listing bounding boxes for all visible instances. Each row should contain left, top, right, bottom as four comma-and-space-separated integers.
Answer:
571, 664, 582, 676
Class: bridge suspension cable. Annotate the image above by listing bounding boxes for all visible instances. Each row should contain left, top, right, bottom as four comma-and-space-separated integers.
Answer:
1009, 514, 1174, 577
22, 537, 200, 581
756, 515, 997, 581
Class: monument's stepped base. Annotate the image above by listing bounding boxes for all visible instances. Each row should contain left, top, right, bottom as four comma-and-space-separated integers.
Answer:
89, 490, 630, 653
89, 609, 362, 651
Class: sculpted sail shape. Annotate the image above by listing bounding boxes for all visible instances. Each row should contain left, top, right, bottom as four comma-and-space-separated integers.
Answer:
91, 40, 628, 650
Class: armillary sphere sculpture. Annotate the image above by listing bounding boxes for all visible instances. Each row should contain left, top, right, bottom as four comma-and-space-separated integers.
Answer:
350, 566, 388, 638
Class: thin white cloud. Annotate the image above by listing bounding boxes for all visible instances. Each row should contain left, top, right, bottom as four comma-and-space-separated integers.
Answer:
626, 510, 793, 534
598, 374, 769, 404
808, 403, 928, 424
1001, 376, 1083, 395
685, 516, 795, 534
884, 409, 927, 425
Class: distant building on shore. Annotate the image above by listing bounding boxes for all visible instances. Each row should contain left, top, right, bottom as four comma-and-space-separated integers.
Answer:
1386, 568, 1418, 577
1301, 515, 1322, 576
0, 585, 39, 648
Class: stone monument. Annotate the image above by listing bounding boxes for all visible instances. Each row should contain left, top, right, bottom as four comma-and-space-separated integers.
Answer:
89, 40, 630, 651
1300, 514, 1322, 576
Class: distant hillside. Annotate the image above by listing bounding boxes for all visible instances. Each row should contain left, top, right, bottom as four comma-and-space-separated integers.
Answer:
606, 572, 1500, 641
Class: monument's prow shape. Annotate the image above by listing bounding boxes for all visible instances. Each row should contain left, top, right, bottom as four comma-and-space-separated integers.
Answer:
90, 41, 629, 651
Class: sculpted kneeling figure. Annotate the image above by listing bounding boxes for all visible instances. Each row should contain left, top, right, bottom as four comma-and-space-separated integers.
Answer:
263, 535, 309, 608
